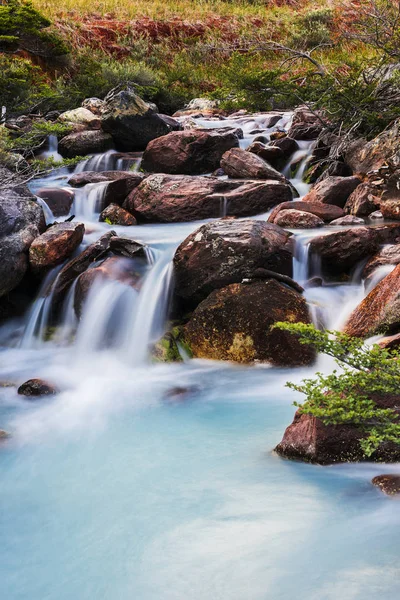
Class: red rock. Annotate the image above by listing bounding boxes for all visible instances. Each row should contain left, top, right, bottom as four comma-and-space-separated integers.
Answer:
247, 142, 284, 167
99, 203, 137, 226
58, 130, 114, 158
268, 200, 344, 223
381, 200, 400, 221
141, 128, 239, 175
309, 227, 379, 275
68, 171, 144, 208
36, 187, 74, 217
344, 183, 380, 216
372, 474, 400, 495
362, 244, 400, 280
125, 174, 292, 223
344, 263, 400, 337
220, 147, 284, 180
303, 176, 361, 207
328, 215, 365, 226
173, 220, 293, 309
269, 137, 299, 158
29, 222, 85, 274
184, 280, 314, 366
273, 209, 324, 229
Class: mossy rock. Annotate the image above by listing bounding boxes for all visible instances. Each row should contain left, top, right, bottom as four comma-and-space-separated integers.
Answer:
151, 332, 183, 363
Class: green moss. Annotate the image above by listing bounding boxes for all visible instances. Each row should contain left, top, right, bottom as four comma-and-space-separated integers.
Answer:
151, 330, 186, 363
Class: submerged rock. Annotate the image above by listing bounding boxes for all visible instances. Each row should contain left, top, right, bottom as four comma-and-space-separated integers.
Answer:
344, 263, 400, 338
173, 219, 293, 309
99, 203, 137, 226
18, 378, 58, 397
58, 130, 114, 158
220, 147, 284, 180
302, 176, 361, 208
125, 174, 292, 223
184, 279, 314, 366
29, 222, 85, 274
141, 128, 239, 175
372, 474, 400, 496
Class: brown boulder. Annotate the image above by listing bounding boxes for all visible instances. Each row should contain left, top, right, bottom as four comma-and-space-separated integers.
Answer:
36, 187, 74, 217
268, 200, 344, 223
329, 215, 365, 226
273, 209, 324, 229
309, 227, 379, 275
141, 129, 239, 175
69, 171, 144, 208
381, 200, 400, 221
220, 147, 284, 181
173, 220, 293, 309
247, 142, 284, 167
344, 263, 400, 337
125, 174, 292, 223
344, 183, 380, 216
303, 176, 361, 208
18, 378, 58, 397
345, 119, 400, 176
99, 204, 137, 226
184, 280, 314, 365
362, 244, 400, 280
372, 474, 400, 495
275, 405, 400, 464
269, 137, 299, 159
29, 222, 85, 274
287, 123, 322, 140
58, 130, 114, 158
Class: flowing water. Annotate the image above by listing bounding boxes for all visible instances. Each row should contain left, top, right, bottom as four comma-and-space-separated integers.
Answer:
1, 113, 399, 600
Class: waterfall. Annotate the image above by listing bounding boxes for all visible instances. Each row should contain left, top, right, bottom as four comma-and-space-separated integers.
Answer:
73, 150, 119, 173
73, 181, 109, 219
292, 235, 311, 284
35, 196, 55, 224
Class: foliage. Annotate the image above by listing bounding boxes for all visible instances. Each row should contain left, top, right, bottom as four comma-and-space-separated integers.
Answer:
8, 121, 73, 156
274, 322, 400, 457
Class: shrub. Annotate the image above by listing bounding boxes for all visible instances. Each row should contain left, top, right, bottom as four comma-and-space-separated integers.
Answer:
274, 322, 400, 457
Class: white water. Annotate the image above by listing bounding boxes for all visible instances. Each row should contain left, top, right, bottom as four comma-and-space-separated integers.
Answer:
1, 112, 398, 600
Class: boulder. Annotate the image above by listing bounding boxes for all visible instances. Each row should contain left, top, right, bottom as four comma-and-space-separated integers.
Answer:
109, 236, 147, 259
344, 183, 380, 216
362, 244, 400, 280
309, 227, 379, 276
125, 174, 292, 223
372, 474, 400, 496
269, 137, 299, 159
344, 263, 400, 337
329, 215, 365, 226
184, 280, 314, 366
345, 119, 400, 176
141, 129, 239, 175
36, 187, 74, 217
58, 130, 114, 158
18, 378, 58, 397
101, 88, 181, 151
273, 209, 324, 229
287, 123, 322, 140
268, 200, 344, 223
302, 176, 361, 207
99, 203, 137, 226
81, 97, 105, 115
275, 405, 400, 464
378, 332, 400, 351
370, 210, 383, 220
173, 220, 293, 309
220, 147, 284, 180
29, 222, 85, 274
58, 107, 101, 129
381, 200, 400, 221
247, 142, 284, 167
51, 231, 116, 310
68, 171, 144, 207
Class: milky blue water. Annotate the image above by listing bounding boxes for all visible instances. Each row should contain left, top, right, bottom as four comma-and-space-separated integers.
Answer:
0, 352, 399, 600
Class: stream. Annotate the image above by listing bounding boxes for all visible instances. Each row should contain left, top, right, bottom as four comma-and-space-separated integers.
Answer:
1, 112, 399, 600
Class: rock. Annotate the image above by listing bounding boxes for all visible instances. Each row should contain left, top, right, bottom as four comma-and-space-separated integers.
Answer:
220, 147, 284, 181
36, 187, 74, 217
29, 222, 85, 274
151, 332, 183, 363
141, 129, 239, 175
370, 210, 383, 219
81, 97, 105, 115
344, 263, 400, 337
344, 183, 380, 216
58, 107, 101, 129
0, 430, 10, 441
275, 404, 400, 464
329, 215, 365, 226
381, 200, 400, 221
68, 172, 111, 187
247, 142, 284, 167
345, 119, 400, 176
51, 231, 116, 310
58, 130, 114, 158
302, 176, 362, 208
68, 170, 144, 207
273, 209, 324, 229
372, 474, 400, 495
268, 201, 344, 224
312, 161, 353, 184
184, 280, 314, 365
109, 236, 146, 259
287, 123, 322, 140
173, 220, 293, 309
125, 174, 292, 223
101, 88, 181, 151
99, 203, 137, 226
378, 332, 400, 351
0, 177, 45, 297
74, 256, 141, 317
309, 227, 379, 276
269, 137, 299, 159
18, 378, 58, 397
362, 244, 400, 280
